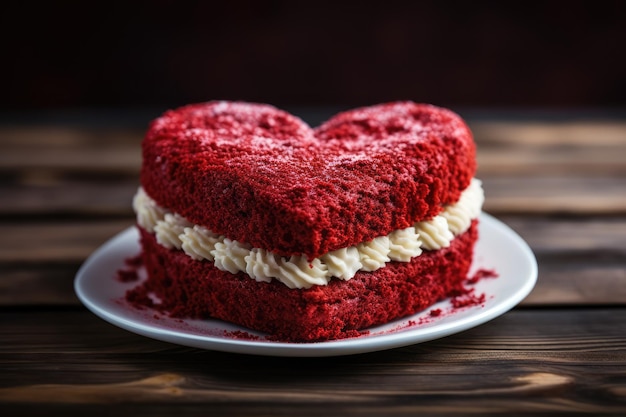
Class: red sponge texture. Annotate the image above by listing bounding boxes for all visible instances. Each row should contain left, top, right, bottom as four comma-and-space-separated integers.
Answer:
128, 221, 478, 342
140, 101, 475, 258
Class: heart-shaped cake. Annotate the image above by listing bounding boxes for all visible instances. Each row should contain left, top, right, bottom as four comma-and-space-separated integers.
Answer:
128, 101, 484, 341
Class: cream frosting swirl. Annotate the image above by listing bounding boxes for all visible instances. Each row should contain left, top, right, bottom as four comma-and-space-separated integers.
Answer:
154, 213, 192, 250
179, 225, 221, 261
441, 178, 484, 235
213, 238, 251, 275
132, 187, 167, 231
320, 247, 363, 280
357, 236, 391, 272
414, 216, 454, 250
388, 227, 423, 261
134, 179, 484, 289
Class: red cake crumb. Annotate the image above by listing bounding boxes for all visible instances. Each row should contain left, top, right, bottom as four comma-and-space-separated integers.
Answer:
116, 254, 144, 282
467, 268, 499, 285
429, 308, 442, 317
125, 286, 154, 309
116, 268, 138, 282
125, 254, 144, 267
266, 329, 367, 342
223, 330, 262, 341
451, 288, 486, 309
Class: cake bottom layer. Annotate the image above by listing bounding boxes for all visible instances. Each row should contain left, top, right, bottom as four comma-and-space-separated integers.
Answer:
127, 221, 478, 342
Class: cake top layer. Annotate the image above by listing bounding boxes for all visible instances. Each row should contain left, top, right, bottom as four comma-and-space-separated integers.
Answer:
140, 101, 476, 258
316, 101, 469, 147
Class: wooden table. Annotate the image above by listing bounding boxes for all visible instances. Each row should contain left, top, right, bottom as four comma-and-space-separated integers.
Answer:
1, 109, 625, 415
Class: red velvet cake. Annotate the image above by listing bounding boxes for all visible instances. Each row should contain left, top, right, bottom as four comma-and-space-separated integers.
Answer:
128, 101, 484, 342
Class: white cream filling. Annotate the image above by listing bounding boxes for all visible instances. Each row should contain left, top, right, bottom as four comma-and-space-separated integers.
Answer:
133, 179, 484, 289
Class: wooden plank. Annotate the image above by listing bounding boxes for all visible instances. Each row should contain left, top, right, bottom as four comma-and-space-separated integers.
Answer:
470, 120, 626, 146
1, 217, 625, 307
0, 180, 138, 217
0, 126, 142, 147
0, 264, 81, 306
1, 174, 625, 217
0, 309, 625, 415
523, 258, 626, 306
496, 215, 626, 255
0, 126, 140, 147
4, 120, 625, 151
3, 216, 625, 264
477, 146, 626, 175
0, 220, 133, 263
482, 176, 626, 215
472, 120, 626, 175
2, 256, 624, 307
0, 126, 142, 174
8, 144, 626, 177
0, 148, 140, 174
0, 209, 624, 303
1, 121, 624, 217
2, 122, 625, 176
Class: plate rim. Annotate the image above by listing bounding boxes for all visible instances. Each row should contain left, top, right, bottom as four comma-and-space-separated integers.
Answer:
75, 212, 537, 357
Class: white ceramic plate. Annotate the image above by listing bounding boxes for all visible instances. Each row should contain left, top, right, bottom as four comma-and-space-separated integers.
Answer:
75, 212, 537, 357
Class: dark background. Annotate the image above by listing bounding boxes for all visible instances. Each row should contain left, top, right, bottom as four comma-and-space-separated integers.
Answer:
3, 0, 626, 113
